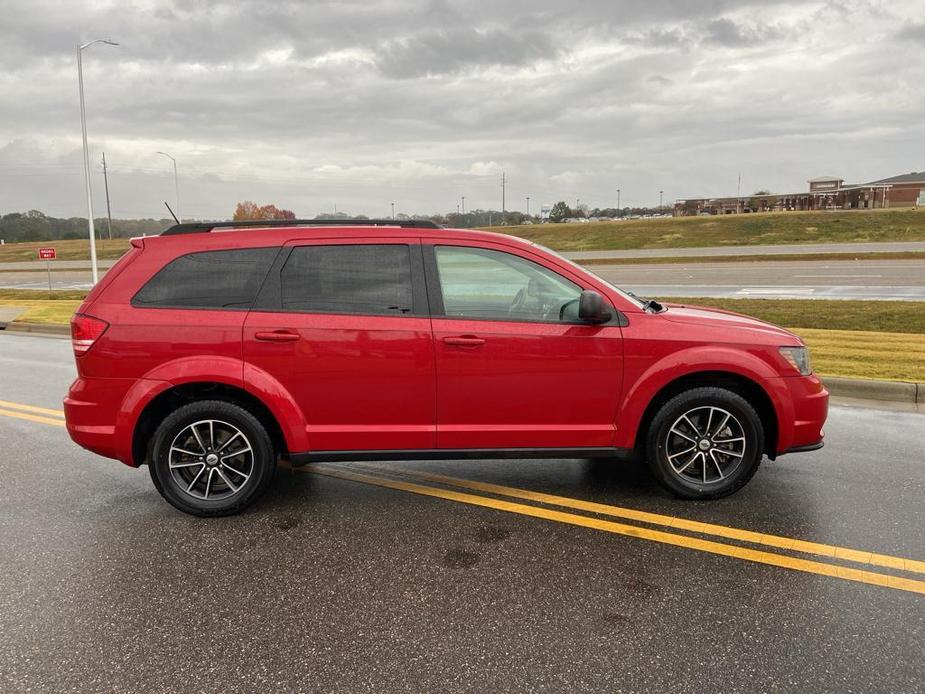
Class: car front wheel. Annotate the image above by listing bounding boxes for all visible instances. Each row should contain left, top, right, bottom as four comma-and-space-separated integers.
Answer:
148, 400, 276, 516
646, 387, 764, 499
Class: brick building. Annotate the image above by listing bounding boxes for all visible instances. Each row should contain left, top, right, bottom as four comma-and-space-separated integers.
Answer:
674, 170, 924, 216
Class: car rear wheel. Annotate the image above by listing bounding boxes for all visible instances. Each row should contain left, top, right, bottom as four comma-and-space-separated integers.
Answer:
646, 387, 764, 499
148, 400, 276, 516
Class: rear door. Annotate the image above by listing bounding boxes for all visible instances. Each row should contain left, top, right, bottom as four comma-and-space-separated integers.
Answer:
243, 238, 435, 452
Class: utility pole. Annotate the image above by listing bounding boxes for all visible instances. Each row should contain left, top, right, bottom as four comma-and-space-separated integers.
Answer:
501, 170, 506, 225
525, 196, 530, 216
101, 151, 113, 240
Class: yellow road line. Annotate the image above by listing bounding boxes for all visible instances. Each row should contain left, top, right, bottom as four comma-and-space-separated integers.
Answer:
306, 465, 925, 596
356, 463, 925, 576
0, 399, 65, 418
0, 407, 67, 427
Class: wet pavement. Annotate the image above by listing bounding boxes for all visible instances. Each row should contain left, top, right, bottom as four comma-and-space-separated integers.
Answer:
0, 332, 923, 693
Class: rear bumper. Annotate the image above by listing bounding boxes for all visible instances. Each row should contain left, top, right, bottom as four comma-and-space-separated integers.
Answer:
64, 377, 137, 465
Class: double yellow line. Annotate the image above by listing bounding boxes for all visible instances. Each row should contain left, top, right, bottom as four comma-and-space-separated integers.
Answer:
0, 399, 66, 427
304, 463, 925, 596
1, 398, 922, 595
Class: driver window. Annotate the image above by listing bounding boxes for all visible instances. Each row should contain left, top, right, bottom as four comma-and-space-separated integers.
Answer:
434, 245, 583, 322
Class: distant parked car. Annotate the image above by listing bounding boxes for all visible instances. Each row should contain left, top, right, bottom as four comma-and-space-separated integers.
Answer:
65, 220, 827, 516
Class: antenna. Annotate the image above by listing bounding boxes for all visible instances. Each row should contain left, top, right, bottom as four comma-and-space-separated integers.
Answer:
164, 201, 180, 224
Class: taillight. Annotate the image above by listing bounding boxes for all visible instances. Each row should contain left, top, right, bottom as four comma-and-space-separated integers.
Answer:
71, 313, 109, 356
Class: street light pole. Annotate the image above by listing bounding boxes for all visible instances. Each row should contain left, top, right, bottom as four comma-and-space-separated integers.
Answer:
659, 190, 664, 208
156, 151, 180, 222
525, 196, 530, 216
617, 188, 621, 213
391, 202, 395, 219
78, 38, 118, 285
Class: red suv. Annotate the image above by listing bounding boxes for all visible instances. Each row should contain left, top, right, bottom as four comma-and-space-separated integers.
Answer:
64, 220, 828, 516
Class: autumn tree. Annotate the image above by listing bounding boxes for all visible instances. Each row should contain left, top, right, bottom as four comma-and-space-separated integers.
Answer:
233, 201, 296, 220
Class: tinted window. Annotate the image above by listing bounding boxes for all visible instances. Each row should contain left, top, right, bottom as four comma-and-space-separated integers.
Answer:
133, 247, 278, 309
435, 246, 582, 322
280, 244, 413, 315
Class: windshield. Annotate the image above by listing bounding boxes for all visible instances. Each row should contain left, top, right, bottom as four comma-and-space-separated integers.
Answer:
529, 242, 648, 309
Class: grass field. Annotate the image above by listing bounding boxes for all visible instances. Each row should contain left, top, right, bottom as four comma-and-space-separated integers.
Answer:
2, 290, 922, 382
0, 238, 132, 262
577, 251, 925, 265
1, 209, 923, 261
491, 208, 925, 252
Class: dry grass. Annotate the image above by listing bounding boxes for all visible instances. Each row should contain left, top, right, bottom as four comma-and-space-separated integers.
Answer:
491, 208, 925, 251
797, 329, 925, 382
0, 300, 81, 324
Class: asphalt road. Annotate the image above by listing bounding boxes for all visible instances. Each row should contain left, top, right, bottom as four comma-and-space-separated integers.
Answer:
2, 257, 925, 301
0, 332, 923, 693
563, 240, 925, 260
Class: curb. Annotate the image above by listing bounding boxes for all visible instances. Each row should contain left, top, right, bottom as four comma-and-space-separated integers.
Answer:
822, 376, 924, 404
1, 321, 70, 336
0, 321, 922, 404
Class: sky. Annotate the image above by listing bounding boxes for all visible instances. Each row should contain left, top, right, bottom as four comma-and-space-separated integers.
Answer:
0, 0, 923, 220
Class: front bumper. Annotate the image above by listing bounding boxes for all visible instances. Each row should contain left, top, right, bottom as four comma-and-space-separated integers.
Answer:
777, 373, 828, 454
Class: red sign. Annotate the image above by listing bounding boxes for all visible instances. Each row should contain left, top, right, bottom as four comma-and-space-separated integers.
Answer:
38, 247, 56, 260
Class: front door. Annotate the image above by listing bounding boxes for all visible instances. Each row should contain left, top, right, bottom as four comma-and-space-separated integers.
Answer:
243, 239, 435, 452
427, 243, 623, 450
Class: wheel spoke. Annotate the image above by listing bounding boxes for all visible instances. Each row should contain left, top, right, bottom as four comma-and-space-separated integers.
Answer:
171, 446, 202, 458
203, 467, 215, 499
216, 431, 242, 453
208, 420, 216, 450
705, 408, 715, 439
709, 450, 725, 479
215, 467, 239, 493
702, 451, 708, 482
221, 461, 250, 480
186, 464, 206, 492
715, 448, 744, 459
711, 412, 731, 438
668, 445, 696, 460
675, 450, 700, 473
714, 436, 745, 444
190, 423, 207, 454
669, 427, 697, 444
222, 445, 252, 461
170, 459, 204, 469
681, 414, 702, 437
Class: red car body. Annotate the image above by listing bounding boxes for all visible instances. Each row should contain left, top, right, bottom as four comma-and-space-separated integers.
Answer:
65, 224, 827, 491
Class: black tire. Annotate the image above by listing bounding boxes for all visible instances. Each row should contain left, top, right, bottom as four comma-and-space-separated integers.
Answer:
645, 387, 764, 500
148, 400, 276, 517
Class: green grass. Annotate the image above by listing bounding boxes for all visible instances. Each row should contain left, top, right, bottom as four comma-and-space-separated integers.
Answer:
0, 238, 131, 262
487, 208, 925, 251
657, 297, 925, 334
577, 251, 925, 265
2, 289, 922, 381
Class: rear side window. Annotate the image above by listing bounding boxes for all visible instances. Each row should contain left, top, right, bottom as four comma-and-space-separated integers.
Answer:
133, 248, 278, 309
280, 244, 413, 315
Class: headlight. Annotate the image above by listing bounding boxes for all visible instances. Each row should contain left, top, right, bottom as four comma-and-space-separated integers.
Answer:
779, 346, 812, 375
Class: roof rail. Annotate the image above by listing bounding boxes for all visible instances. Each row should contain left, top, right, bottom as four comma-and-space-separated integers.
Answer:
160, 218, 441, 235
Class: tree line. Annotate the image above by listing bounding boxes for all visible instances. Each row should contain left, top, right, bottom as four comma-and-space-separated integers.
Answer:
0, 200, 670, 243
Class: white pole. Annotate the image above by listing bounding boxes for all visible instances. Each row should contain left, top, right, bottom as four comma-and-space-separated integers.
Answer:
78, 45, 99, 285
157, 151, 181, 221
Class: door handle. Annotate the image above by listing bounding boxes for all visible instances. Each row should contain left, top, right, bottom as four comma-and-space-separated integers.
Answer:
443, 336, 486, 347
255, 330, 300, 343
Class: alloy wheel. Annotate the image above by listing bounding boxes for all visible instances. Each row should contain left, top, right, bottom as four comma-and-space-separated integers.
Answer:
168, 419, 254, 501
664, 406, 746, 485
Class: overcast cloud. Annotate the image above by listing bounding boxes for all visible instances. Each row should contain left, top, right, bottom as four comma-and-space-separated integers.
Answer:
0, 0, 923, 219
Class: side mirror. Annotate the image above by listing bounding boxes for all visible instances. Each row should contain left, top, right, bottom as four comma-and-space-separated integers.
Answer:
578, 290, 611, 324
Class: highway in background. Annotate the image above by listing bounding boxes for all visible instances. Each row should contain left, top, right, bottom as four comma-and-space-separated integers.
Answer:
0, 331, 923, 692
4, 257, 924, 301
